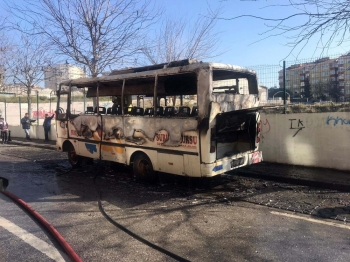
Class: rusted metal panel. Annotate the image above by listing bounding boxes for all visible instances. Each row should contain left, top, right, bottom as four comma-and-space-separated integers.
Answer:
70, 115, 198, 147
86, 82, 166, 97
70, 116, 102, 136
197, 68, 211, 123
59, 62, 254, 88
210, 94, 259, 113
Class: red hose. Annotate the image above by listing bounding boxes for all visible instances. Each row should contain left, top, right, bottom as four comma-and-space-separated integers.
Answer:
3, 190, 82, 262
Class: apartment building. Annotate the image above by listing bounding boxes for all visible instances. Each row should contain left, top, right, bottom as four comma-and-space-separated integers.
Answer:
279, 54, 350, 100
44, 64, 86, 90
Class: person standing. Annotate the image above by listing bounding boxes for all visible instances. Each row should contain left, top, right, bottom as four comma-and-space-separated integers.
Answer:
111, 97, 119, 114
0, 116, 9, 144
21, 113, 36, 140
43, 113, 55, 142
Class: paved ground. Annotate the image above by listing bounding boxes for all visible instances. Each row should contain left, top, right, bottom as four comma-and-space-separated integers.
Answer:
5, 137, 350, 223
1, 139, 350, 261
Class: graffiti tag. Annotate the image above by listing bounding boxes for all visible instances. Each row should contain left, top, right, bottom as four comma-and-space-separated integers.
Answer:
32, 109, 55, 119
326, 116, 350, 126
289, 119, 305, 137
261, 118, 270, 134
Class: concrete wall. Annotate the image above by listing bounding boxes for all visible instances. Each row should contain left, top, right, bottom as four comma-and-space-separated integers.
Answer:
0, 101, 94, 126
10, 124, 56, 141
260, 112, 350, 171
8, 111, 350, 171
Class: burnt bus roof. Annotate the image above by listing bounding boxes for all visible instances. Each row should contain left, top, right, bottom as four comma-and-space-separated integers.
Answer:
59, 60, 257, 88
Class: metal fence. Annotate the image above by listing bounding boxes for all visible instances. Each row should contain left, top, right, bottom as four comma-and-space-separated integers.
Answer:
2, 54, 350, 117
247, 53, 350, 112
0, 95, 95, 126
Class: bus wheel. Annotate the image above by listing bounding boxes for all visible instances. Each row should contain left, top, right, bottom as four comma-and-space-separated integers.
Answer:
133, 154, 156, 181
68, 144, 82, 168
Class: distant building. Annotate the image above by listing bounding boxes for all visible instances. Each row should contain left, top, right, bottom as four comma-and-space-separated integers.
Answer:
278, 54, 350, 100
3, 84, 26, 95
1, 85, 54, 97
258, 86, 268, 103
44, 64, 86, 90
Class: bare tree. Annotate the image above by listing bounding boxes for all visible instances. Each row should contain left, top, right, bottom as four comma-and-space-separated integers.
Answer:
0, 18, 10, 92
5, 35, 52, 116
217, 0, 350, 56
7, 0, 159, 77
301, 77, 312, 101
328, 80, 343, 102
141, 8, 223, 65
312, 81, 329, 101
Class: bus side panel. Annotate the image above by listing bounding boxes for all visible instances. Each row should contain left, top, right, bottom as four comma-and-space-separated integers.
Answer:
197, 67, 212, 165
184, 155, 201, 177
101, 144, 126, 163
68, 116, 101, 159
158, 153, 184, 175
101, 116, 126, 163
122, 117, 199, 176
56, 120, 68, 139
157, 153, 184, 176
76, 139, 100, 159
56, 120, 68, 151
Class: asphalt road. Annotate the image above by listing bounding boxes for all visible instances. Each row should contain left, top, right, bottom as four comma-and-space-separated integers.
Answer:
0, 144, 349, 261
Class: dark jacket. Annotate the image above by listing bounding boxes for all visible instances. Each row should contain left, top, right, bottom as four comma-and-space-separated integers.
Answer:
43, 115, 55, 128
21, 117, 36, 129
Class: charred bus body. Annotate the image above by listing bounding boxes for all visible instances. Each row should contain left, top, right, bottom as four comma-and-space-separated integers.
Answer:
56, 60, 262, 179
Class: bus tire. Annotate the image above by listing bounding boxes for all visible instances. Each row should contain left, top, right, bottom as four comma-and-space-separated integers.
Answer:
68, 143, 82, 168
133, 153, 157, 181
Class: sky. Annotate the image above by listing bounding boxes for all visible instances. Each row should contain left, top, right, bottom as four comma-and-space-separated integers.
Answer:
162, 0, 349, 66
160, 0, 350, 88
1, 0, 348, 88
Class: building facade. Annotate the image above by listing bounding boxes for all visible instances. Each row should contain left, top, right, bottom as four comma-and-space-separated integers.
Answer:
258, 86, 268, 104
44, 64, 86, 90
279, 54, 350, 101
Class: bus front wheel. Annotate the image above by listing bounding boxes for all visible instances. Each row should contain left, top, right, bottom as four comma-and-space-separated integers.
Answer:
133, 154, 156, 181
68, 144, 82, 168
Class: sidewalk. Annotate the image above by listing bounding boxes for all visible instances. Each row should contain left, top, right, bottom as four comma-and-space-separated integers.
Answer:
5, 137, 350, 191
8, 137, 56, 150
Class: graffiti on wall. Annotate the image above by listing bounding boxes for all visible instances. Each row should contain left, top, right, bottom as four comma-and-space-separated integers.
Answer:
261, 118, 270, 134
32, 109, 55, 119
289, 119, 305, 137
326, 116, 350, 126
259, 118, 271, 143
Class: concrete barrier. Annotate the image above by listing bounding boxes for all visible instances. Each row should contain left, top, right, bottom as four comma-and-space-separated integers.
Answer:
10, 124, 56, 141
9, 111, 350, 171
260, 112, 350, 171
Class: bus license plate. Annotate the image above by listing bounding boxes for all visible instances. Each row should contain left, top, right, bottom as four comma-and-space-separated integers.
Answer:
231, 157, 243, 168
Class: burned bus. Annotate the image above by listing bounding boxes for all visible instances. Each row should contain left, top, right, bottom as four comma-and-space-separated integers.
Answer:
56, 60, 262, 180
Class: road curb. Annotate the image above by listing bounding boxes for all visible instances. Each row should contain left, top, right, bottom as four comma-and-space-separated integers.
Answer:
8, 140, 56, 151
235, 169, 350, 192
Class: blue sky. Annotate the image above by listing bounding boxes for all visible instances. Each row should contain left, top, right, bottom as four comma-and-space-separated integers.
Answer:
162, 0, 349, 66
1, 0, 348, 88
